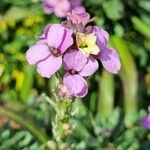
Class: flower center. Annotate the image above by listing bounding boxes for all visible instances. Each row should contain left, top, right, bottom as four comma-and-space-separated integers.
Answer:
51, 48, 61, 57
76, 32, 100, 56
69, 69, 78, 75
79, 44, 88, 49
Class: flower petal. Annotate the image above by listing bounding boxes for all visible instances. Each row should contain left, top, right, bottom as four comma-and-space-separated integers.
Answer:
47, 24, 73, 53
43, 3, 54, 14
63, 50, 87, 72
39, 24, 51, 40
47, 24, 64, 48
43, 0, 58, 14
58, 28, 73, 54
93, 26, 109, 50
76, 80, 88, 97
26, 44, 50, 65
36, 39, 47, 45
80, 56, 99, 77
70, 0, 83, 8
37, 55, 62, 78
67, 9, 90, 25
63, 73, 88, 97
54, 0, 70, 17
44, 0, 58, 7
99, 48, 121, 74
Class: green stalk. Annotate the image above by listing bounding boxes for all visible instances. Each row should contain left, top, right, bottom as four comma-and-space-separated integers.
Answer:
45, 95, 74, 149
0, 107, 48, 144
110, 36, 138, 127
54, 101, 72, 145
97, 70, 114, 122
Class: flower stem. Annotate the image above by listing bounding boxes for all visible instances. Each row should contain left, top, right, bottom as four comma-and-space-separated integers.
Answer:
110, 36, 138, 127
52, 99, 74, 149
97, 70, 114, 122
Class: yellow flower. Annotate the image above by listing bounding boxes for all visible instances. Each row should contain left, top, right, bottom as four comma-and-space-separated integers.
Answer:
76, 32, 100, 56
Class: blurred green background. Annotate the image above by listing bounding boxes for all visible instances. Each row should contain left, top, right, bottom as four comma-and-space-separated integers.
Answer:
0, 0, 150, 149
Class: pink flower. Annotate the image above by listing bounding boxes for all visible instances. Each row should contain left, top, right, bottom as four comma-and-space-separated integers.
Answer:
26, 24, 73, 78
140, 115, 150, 129
26, 9, 121, 98
63, 50, 98, 97
93, 26, 121, 74
43, 0, 84, 17
44, 0, 70, 17
70, 0, 83, 9
66, 9, 90, 26
140, 106, 150, 129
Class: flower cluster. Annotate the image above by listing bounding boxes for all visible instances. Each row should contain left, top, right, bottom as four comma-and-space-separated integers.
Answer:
140, 106, 150, 129
26, 10, 121, 98
42, 0, 84, 17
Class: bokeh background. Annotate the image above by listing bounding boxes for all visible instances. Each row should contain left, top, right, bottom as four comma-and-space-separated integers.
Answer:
0, 0, 150, 149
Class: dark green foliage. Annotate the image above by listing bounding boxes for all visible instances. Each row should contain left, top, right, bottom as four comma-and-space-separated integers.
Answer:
0, 0, 150, 149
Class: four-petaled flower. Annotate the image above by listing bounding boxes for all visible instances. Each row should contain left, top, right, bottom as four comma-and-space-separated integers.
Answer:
26, 24, 73, 78
63, 50, 98, 97
93, 26, 121, 74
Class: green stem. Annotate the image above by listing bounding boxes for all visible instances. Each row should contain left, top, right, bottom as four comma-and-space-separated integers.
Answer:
110, 36, 138, 127
52, 100, 73, 149
0, 107, 48, 144
97, 70, 114, 122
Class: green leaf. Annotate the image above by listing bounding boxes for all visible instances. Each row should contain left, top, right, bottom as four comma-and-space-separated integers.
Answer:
102, 0, 124, 21
71, 119, 90, 140
127, 42, 148, 66
0, 107, 48, 144
0, 132, 25, 149
131, 16, 150, 38
0, 129, 10, 141
20, 65, 35, 101
87, 0, 105, 5
114, 23, 124, 37
18, 131, 33, 147
0, 7, 31, 22
138, 0, 150, 12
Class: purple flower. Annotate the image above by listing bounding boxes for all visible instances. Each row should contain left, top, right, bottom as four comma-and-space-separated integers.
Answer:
38, 24, 51, 40
63, 50, 98, 97
93, 26, 121, 74
26, 24, 73, 78
43, 0, 70, 17
70, 0, 85, 14
26, 10, 121, 98
67, 9, 90, 26
140, 115, 150, 129
42, 0, 84, 17
70, 0, 83, 9
140, 106, 150, 129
